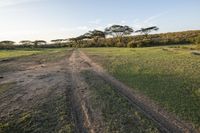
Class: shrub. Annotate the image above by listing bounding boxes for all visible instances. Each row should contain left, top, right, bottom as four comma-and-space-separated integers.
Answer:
195, 35, 200, 44
127, 41, 138, 48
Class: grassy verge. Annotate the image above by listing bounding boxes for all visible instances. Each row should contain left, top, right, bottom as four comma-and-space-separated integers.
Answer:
82, 45, 200, 130
0, 87, 74, 133
0, 48, 44, 59
82, 70, 159, 133
0, 48, 70, 60
0, 48, 72, 74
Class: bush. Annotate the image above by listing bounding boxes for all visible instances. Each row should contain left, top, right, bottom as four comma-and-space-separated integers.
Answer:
127, 39, 153, 48
127, 41, 138, 48
195, 35, 200, 44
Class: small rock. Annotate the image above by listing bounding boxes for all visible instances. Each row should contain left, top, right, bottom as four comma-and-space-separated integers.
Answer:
0, 76, 4, 79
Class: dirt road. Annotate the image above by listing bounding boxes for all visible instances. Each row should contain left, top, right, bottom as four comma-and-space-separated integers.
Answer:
0, 49, 197, 133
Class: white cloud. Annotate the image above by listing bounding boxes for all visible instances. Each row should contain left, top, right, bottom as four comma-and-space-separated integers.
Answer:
132, 11, 168, 30
144, 12, 167, 24
0, 0, 43, 7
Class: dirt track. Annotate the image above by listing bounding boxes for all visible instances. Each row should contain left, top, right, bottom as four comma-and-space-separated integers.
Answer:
0, 49, 198, 133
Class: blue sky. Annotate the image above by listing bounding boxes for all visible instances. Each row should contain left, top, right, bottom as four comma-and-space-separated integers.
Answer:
0, 0, 200, 42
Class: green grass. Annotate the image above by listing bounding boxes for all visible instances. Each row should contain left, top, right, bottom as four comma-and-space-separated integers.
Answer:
0, 87, 75, 133
0, 50, 40, 59
0, 48, 72, 74
82, 45, 200, 130
82, 70, 159, 133
0, 48, 68, 59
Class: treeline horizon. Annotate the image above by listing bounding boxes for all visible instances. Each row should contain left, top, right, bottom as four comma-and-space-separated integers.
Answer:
0, 27, 200, 49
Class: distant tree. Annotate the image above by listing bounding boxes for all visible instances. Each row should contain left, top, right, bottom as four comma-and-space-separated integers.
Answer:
88, 30, 105, 38
0, 40, 15, 45
68, 36, 87, 47
0, 41, 15, 49
105, 25, 134, 37
105, 25, 133, 47
69, 38, 78, 43
51, 39, 64, 45
86, 30, 105, 46
33, 40, 47, 47
136, 26, 159, 37
19, 40, 33, 46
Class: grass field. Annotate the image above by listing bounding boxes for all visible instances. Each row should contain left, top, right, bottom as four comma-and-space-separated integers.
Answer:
0, 48, 75, 133
1, 46, 199, 132
0, 48, 69, 59
82, 70, 159, 132
82, 45, 200, 129
0, 48, 71, 74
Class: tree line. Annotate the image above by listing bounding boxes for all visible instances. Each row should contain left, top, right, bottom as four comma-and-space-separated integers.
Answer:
0, 25, 200, 49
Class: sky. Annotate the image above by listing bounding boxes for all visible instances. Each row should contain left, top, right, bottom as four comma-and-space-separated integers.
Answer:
0, 0, 200, 42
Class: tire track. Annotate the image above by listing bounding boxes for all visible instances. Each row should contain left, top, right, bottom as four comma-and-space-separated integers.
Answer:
78, 50, 197, 133
69, 50, 103, 133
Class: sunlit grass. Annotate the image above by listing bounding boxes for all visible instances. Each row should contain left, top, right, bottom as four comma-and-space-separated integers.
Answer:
0, 48, 68, 59
82, 70, 159, 133
0, 50, 40, 59
82, 45, 200, 130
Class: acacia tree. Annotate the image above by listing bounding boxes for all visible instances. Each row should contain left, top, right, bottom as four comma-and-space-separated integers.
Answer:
136, 26, 159, 37
87, 30, 105, 46
19, 40, 33, 47
33, 40, 47, 47
88, 30, 105, 38
105, 25, 133, 46
51, 39, 63, 43
0, 41, 15, 49
51, 39, 64, 46
69, 35, 87, 47
105, 25, 133, 37
0, 41, 15, 45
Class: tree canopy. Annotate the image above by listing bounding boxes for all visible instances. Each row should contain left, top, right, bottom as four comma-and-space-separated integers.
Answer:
88, 30, 105, 38
0, 41, 15, 45
136, 26, 159, 36
34, 40, 47, 46
19, 40, 33, 45
105, 25, 134, 37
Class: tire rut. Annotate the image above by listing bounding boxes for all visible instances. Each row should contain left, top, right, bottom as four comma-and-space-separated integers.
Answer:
77, 50, 197, 133
69, 50, 102, 133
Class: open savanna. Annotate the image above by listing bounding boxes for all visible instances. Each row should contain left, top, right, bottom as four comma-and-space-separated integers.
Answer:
0, 48, 163, 132
82, 45, 200, 130
0, 48, 68, 59
0, 48, 70, 74
0, 48, 75, 133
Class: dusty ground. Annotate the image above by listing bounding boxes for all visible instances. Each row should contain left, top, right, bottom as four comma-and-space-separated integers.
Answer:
0, 49, 198, 133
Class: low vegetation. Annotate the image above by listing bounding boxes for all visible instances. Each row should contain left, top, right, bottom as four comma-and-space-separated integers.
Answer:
0, 87, 74, 133
0, 49, 40, 59
82, 46, 200, 130
0, 48, 71, 74
0, 48, 75, 133
82, 70, 159, 133
0, 26, 200, 49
